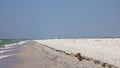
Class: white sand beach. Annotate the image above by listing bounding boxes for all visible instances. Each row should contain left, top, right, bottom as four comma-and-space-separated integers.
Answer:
34, 38, 120, 68
11, 41, 108, 68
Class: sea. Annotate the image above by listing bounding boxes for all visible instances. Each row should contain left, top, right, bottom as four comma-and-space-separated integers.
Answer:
0, 41, 27, 68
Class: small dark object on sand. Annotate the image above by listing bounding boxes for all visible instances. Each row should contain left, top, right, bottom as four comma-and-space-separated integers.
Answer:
77, 53, 82, 61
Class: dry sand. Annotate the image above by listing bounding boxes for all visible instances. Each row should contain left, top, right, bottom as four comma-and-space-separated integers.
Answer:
34, 38, 120, 68
11, 41, 108, 68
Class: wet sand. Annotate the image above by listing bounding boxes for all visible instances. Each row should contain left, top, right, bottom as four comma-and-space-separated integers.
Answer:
11, 41, 108, 68
0, 56, 20, 68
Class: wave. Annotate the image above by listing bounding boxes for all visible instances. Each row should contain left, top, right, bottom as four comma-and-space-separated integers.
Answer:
0, 55, 13, 60
4, 41, 27, 47
0, 46, 13, 50
17, 41, 27, 45
0, 50, 14, 53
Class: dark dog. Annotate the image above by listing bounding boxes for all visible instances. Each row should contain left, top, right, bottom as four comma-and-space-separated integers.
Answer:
77, 53, 82, 61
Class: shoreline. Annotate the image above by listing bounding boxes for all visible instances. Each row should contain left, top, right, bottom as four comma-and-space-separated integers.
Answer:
11, 41, 111, 68
0, 41, 26, 68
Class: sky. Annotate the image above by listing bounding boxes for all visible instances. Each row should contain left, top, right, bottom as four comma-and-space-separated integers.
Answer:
0, 0, 120, 39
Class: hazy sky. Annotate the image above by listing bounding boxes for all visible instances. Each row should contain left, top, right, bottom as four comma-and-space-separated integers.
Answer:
0, 0, 120, 39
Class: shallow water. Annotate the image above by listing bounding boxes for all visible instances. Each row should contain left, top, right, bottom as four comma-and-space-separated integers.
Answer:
0, 41, 26, 68
0, 55, 20, 68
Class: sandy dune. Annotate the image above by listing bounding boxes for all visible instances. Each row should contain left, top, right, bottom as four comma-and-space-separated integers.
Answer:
11, 41, 108, 68
34, 38, 120, 68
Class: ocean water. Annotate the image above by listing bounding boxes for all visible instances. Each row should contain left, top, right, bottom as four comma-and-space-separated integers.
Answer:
0, 55, 13, 60
0, 50, 14, 54
0, 41, 27, 68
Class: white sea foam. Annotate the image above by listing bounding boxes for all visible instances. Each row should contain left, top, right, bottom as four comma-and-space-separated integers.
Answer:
4, 41, 27, 48
0, 55, 13, 60
0, 46, 13, 50
0, 41, 27, 60
0, 50, 14, 53
5, 43, 17, 47
0, 41, 27, 51
17, 41, 27, 45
